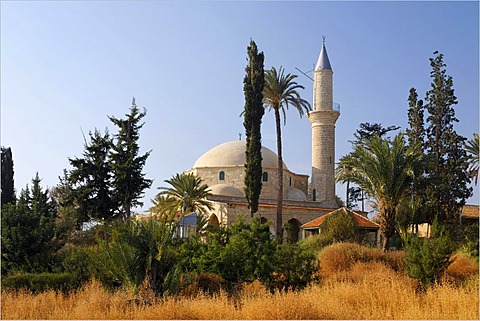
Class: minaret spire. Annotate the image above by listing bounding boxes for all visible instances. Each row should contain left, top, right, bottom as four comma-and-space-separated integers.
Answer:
308, 40, 340, 208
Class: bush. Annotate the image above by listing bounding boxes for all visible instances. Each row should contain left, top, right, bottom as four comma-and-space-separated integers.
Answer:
1, 272, 82, 293
266, 242, 319, 293
404, 220, 454, 289
318, 242, 405, 277
444, 252, 479, 285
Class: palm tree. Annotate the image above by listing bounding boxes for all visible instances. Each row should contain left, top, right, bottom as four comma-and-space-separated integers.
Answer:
464, 133, 479, 185
263, 66, 311, 243
153, 173, 213, 217
336, 133, 419, 251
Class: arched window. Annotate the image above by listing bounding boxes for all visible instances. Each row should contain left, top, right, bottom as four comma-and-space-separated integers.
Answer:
219, 171, 225, 180
313, 189, 316, 201
262, 172, 268, 182
289, 177, 292, 186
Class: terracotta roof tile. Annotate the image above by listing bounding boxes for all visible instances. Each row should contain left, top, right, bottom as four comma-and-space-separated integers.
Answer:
301, 207, 379, 229
462, 205, 479, 219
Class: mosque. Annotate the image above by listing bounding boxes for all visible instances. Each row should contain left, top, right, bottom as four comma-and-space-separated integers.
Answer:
179, 42, 355, 241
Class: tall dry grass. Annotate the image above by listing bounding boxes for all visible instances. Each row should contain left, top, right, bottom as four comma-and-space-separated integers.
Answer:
2, 243, 478, 320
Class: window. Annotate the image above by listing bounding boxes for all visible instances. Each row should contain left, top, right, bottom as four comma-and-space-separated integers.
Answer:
219, 171, 225, 180
289, 177, 292, 186
262, 172, 268, 182
313, 189, 316, 201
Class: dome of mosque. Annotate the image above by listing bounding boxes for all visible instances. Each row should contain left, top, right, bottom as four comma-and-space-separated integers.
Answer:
209, 184, 244, 198
285, 187, 308, 201
193, 140, 287, 169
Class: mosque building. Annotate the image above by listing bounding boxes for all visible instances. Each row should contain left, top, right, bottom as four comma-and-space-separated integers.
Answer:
180, 42, 352, 241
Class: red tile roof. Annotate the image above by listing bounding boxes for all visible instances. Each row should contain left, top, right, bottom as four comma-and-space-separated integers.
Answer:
301, 207, 379, 229
462, 204, 479, 219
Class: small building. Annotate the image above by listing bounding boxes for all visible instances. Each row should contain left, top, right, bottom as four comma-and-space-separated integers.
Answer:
301, 207, 380, 245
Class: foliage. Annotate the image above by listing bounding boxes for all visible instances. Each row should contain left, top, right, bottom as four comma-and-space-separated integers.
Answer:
1, 173, 60, 274
263, 66, 311, 242
350, 122, 400, 145
266, 242, 319, 293
1, 272, 82, 293
109, 98, 153, 220
422, 51, 472, 224
404, 219, 455, 289
67, 129, 117, 222
243, 39, 265, 216
1, 146, 15, 208
464, 133, 479, 185
336, 133, 420, 250
191, 217, 276, 293
154, 172, 213, 216
320, 209, 357, 243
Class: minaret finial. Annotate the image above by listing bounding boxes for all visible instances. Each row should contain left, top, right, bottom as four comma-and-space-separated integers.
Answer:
322, 36, 326, 46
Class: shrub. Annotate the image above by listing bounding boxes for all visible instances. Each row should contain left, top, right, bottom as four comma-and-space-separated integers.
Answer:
1, 272, 81, 293
318, 242, 406, 278
444, 252, 479, 285
404, 220, 454, 289
265, 242, 319, 293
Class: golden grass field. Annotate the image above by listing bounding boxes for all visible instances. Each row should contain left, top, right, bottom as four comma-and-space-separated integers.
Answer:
2, 243, 479, 320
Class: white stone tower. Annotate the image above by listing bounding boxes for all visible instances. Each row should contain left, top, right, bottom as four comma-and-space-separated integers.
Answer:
307, 40, 340, 208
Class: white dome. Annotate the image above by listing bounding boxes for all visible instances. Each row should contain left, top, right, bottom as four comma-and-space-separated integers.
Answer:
285, 187, 308, 201
210, 184, 244, 198
193, 141, 287, 169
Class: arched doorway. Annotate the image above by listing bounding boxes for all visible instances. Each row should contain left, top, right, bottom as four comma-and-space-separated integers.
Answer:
208, 214, 220, 228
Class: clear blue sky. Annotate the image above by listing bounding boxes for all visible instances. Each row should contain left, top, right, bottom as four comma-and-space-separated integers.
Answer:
2, 1, 478, 213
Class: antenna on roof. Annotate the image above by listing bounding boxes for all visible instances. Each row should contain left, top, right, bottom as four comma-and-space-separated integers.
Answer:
295, 67, 314, 82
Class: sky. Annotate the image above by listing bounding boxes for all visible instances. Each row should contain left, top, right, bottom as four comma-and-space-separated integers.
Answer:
1, 1, 479, 214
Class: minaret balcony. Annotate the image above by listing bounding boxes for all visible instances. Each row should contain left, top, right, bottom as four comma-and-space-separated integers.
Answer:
313, 102, 341, 112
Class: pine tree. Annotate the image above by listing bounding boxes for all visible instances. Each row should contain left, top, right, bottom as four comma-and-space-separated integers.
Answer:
423, 51, 472, 224
109, 98, 153, 220
1, 147, 15, 208
68, 129, 117, 222
243, 39, 265, 216
1, 173, 58, 273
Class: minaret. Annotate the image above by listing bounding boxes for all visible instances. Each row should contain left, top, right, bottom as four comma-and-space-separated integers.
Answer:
307, 39, 340, 208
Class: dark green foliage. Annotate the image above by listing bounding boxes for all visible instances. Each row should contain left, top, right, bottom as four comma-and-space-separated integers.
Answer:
422, 52, 472, 224
191, 217, 276, 292
109, 98, 153, 220
404, 219, 454, 289
406, 88, 425, 149
243, 39, 265, 216
1, 272, 82, 293
266, 242, 319, 293
350, 122, 400, 145
321, 210, 357, 243
1, 173, 59, 274
1, 146, 15, 208
67, 129, 117, 223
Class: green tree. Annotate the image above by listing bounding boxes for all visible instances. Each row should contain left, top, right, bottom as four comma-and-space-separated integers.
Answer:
423, 51, 472, 224
404, 219, 454, 289
243, 39, 265, 216
154, 173, 213, 216
68, 129, 117, 222
350, 122, 400, 145
464, 133, 479, 185
1, 173, 59, 273
1, 147, 15, 208
263, 66, 311, 243
109, 98, 153, 220
336, 133, 419, 251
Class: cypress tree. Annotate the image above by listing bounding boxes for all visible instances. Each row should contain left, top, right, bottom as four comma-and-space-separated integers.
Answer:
1, 147, 15, 208
109, 98, 153, 220
243, 40, 265, 216
423, 51, 472, 224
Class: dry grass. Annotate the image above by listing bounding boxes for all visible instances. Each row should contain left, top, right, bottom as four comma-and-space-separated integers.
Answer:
2, 243, 478, 320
